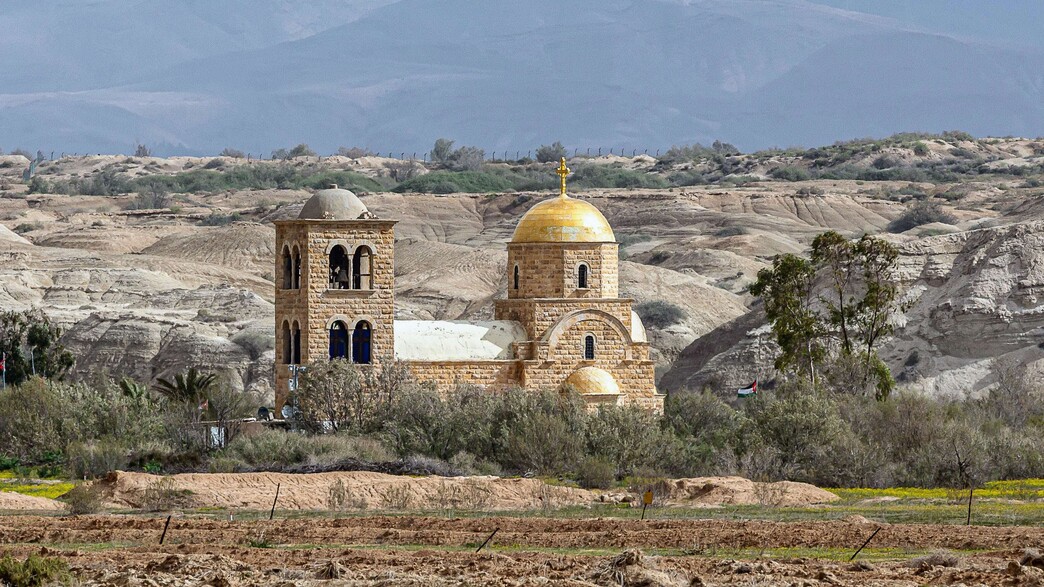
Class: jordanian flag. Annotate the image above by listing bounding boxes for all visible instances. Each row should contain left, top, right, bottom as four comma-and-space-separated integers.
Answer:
737, 379, 757, 398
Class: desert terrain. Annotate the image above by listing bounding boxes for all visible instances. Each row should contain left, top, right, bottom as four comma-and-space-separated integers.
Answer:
1, 471, 1043, 586
2, 135, 1043, 400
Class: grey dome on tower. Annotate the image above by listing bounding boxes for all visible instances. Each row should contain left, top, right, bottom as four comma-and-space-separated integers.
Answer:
298, 186, 369, 220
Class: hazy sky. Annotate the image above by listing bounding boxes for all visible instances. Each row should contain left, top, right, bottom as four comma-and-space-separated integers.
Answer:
816, 0, 1044, 50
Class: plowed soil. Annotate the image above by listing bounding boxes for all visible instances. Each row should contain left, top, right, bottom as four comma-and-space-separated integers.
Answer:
2, 516, 1042, 586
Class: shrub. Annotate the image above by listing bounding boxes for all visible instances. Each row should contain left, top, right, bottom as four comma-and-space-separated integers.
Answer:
337, 146, 373, 158
63, 484, 103, 515
635, 300, 687, 329
134, 144, 151, 157
142, 476, 191, 511
393, 171, 514, 194
571, 165, 668, 189
535, 141, 567, 163
199, 212, 240, 226
13, 222, 43, 234
714, 226, 748, 237
219, 148, 245, 158
230, 329, 274, 360
65, 439, 128, 478
126, 188, 171, 210
913, 142, 930, 156
0, 554, 72, 587
770, 166, 811, 181
576, 455, 615, 489
287, 144, 316, 158
202, 158, 224, 170
888, 200, 957, 233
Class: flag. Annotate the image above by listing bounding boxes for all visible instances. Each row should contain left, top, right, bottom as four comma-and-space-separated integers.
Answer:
737, 379, 757, 398
0, 353, 5, 372
198, 399, 209, 412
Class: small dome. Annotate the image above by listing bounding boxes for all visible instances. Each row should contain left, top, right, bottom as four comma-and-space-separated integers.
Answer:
564, 367, 621, 396
512, 196, 615, 243
298, 186, 369, 220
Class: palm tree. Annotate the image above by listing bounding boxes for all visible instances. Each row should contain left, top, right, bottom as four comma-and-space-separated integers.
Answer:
118, 377, 151, 402
154, 367, 217, 404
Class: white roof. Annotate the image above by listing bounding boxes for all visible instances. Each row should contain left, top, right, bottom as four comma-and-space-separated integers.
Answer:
394, 320, 526, 361
631, 311, 648, 343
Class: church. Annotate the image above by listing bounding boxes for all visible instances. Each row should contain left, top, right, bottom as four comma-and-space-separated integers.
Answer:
274, 159, 662, 411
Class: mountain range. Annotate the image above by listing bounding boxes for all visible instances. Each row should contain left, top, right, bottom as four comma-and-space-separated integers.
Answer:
2, 0, 1043, 155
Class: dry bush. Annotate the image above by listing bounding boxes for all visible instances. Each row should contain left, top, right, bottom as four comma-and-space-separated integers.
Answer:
64, 484, 103, 515
461, 481, 494, 512
142, 477, 191, 512
327, 479, 365, 512
753, 481, 787, 507
380, 484, 413, 511
907, 550, 960, 571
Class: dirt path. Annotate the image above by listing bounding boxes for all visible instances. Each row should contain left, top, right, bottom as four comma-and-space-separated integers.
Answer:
1, 516, 1042, 585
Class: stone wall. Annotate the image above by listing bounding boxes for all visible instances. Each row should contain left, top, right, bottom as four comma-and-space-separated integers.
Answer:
495, 298, 634, 343
507, 242, 618, 300
405, 360, 522, 393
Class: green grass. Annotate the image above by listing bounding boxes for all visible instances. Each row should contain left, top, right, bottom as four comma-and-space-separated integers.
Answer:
0, 479, 75, 500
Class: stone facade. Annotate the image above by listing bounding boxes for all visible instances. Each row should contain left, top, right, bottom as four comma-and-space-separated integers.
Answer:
274, 219, 397, 409
274, 189, 663, 413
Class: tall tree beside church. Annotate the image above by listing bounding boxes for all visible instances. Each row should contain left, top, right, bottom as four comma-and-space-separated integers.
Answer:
751, 231, 900, 399
749, 253, 824, 385
0, 309, 74, 386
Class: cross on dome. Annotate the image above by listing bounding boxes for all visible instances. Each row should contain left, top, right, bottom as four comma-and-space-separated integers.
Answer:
555, 157, 571, 198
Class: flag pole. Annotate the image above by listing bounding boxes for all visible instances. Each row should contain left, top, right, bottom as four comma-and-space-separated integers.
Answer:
2, 352, 6, 390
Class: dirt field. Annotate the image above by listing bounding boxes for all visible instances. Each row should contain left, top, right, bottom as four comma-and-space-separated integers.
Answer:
1, 515, 1042, 585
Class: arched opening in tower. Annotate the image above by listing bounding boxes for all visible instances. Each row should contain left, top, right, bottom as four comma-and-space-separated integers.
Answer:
353, 246, 373, 289
584, 334, 596, 360
292, 247, 302, 289
352, 321, 372, 364
578, 263, 589, 289
281, 320, 292, 364
281, 246, 294, 289
329, 245, 351, 289
329, 320, 349, 359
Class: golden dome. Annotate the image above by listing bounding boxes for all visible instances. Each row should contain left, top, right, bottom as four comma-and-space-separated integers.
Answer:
512, 196, 615, 243
564, 367, 621, 396
511, 157, 615, 244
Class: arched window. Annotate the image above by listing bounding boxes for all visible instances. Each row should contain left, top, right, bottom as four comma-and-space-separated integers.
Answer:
329, 245, 350, 289
292, 247, 302, 289
578, 263, 590, 289
584, 334, 595, 360
513, 264, 520, 290
281, 321, 292, 364
329, 321, 349, 359
353, 246, 373, 290
291, 321, 302, 364
352, 321, 372, 364
281, 246, 294, 289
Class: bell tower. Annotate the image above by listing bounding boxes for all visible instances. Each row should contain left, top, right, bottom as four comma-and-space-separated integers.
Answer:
273, 187, 397, 411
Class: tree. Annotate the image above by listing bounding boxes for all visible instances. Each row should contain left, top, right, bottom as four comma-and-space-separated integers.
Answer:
431, 138, 455, 163
292, 359, 365, 432
134, 144, 151, 157
535, 141, 567, 163
749, 253, 823, 384
219, 148, 245, 158
288, 143, 317, 158
448, 145, 484, 171
751, 231, 901, 398
0, 309, 74, 386
154, 367, 217, 404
